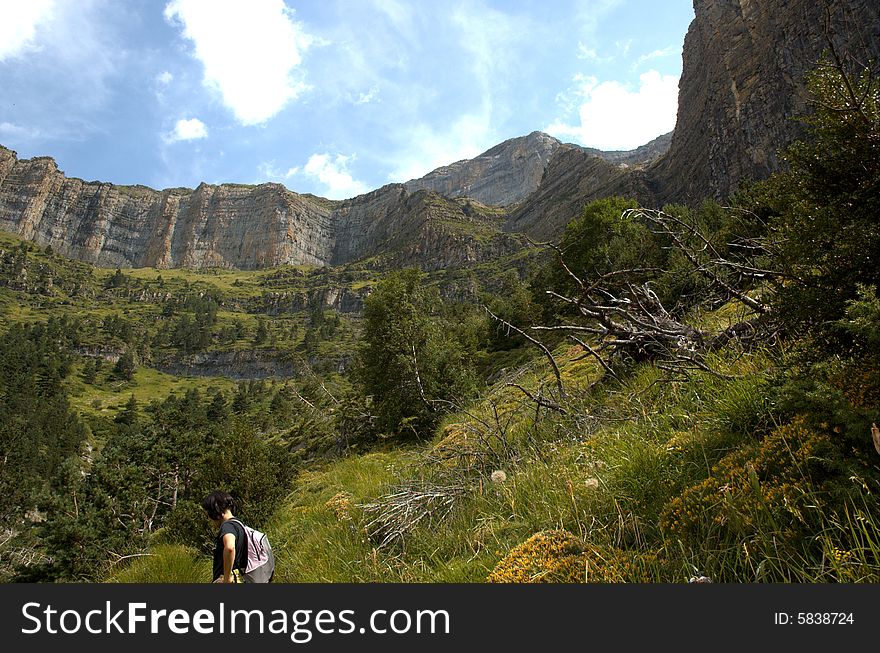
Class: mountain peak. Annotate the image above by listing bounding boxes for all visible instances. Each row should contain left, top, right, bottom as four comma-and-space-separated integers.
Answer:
403, 132, 565, 207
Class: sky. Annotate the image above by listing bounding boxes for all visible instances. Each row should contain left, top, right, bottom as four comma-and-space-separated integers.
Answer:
0, 0, 695, 200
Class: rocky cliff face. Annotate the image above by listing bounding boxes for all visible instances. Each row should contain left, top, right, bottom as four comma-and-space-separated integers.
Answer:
404, 131, 564, 207
504, 0, 880, 236
404, 130, 670, 211
650, 0, 880, 203
582, 132, 672, 168
0, 146, 337, 269
503, 147, 656, 240
0, 146, 519, 271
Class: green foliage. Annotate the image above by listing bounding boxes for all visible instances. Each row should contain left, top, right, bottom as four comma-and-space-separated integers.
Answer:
0, 321, 87, 525
533, 197, 645, 318
105, 268, 128, 289
532, 196, 749, 322
557, 197, 649, 278
115, 394, 139, 425
358, 269, 478, 438
839, 284, 880, 354
30, 384, 296, 580
484, 270, 540, 351
253, 317, 268, 346
658, 416, 878, 581
112, 350, 136, 381
738, 59, 880, 342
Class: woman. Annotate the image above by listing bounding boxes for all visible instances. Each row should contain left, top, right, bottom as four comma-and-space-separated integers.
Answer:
202, 490, 246, 583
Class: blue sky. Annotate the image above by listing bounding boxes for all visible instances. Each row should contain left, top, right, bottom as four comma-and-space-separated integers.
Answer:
0, 0, 694, 200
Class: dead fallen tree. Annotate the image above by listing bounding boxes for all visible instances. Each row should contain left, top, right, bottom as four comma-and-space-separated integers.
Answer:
492, 207, 785, 392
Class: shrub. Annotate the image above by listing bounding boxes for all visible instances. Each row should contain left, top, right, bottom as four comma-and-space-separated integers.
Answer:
659, 419, 835, 549
487, 530, 658, 583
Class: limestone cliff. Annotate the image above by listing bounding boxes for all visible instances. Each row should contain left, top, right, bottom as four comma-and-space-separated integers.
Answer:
503, 147, 656, 240
650, 0, 880, 203
404, 131, 670, 212
503, 0, 880, 237
0, 146, 518, 270
404, 132, 564, 207
0, 146, 336, 269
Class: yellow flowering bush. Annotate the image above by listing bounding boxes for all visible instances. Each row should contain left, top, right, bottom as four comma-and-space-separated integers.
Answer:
487, 530, 657, 583
660, 418, 833, 542
324, 492, 355, 521
831, 364, 880, 410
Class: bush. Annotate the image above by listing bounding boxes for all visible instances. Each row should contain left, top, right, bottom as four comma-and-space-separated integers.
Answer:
741, 60, 880, 343
659, 419, 838, 567
357, 269, 478, 438
487, 530, 660, 583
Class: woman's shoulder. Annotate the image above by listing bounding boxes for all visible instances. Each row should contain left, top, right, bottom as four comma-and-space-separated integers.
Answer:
219, 519, 244, 537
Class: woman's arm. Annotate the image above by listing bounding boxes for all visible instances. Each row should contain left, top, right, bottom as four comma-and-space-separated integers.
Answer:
221, 532, 236, 583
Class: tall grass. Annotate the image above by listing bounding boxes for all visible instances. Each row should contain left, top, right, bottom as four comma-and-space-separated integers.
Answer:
106, 545, 211, 583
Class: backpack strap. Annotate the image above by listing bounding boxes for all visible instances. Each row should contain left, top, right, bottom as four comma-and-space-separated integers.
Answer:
231, 518, 265, 555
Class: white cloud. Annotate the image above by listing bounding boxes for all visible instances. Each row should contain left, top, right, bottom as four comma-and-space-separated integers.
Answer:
164, 118, 208, 143
0, 1, 123, 136
377, 3, 531, 182
632, 45, 679, 71
615, 39, 633, 57
0, 0, 55, 61
156, 70, 173, 85
302, 153, 369, 200
258, 161, 300, 181
164, 0, 314, 125
546, 70, 679, 151
371, 0, 417, 43
349, 85, 380, 106
0, 122, 42, 141
387, 112, 491, 182
576, 42, 612, 63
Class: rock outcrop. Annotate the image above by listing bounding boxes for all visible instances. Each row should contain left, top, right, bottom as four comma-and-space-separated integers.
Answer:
503, 147, 656, 240
404, 131, 564, 207
0, 147, 520, 271
503, 0, 880, 236
153, 349, 313, 380
581, 132, 672, 168
650, 0, 880, 203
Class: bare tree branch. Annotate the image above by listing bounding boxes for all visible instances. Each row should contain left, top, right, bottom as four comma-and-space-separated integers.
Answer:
484, 305, 565, 399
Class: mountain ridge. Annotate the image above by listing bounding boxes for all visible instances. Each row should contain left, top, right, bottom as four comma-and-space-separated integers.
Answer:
0, 131, 660, 270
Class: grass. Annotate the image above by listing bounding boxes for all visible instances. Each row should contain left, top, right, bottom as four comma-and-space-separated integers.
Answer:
4, 229, 878, 584
66, 361, 238, 417
267, 452, 416, 582
106, 545, 212, 583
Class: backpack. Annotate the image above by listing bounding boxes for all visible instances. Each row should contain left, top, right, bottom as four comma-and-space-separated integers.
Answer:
229, 518, 275, 583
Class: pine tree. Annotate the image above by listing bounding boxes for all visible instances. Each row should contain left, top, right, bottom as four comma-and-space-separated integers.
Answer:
113, 350, 136, 381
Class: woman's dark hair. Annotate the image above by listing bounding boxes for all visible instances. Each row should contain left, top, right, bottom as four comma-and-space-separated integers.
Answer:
202, 490, 234, 520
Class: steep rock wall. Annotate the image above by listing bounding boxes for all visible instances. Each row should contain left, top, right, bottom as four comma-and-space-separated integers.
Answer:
0, 147, 513, 271
650, 0, 880, 203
